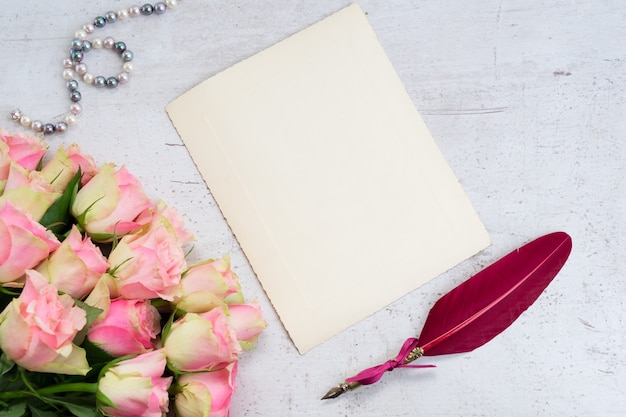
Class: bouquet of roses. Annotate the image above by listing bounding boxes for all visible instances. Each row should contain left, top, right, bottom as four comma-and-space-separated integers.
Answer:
0, 130, 266, 417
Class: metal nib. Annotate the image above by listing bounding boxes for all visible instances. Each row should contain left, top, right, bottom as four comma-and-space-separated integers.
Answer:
321, 381, 362, 400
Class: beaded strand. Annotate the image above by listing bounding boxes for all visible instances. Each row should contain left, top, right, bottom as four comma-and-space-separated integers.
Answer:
10, 1, 178, 136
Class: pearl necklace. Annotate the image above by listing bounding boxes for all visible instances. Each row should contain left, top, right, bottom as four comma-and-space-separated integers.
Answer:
10, 1, 179, 136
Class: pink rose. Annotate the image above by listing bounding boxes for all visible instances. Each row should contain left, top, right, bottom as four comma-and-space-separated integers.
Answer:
65, 143, 98, 185
0, 161, 61, 221
108, 216, 186, 301
39, 144, 97, 192
36, 225, 108, 298
174, 256, 243, 313
227, 301, 266, 350
97, 349, 171, 417
0, 130, 47, 180
175, 362, 238, 417
136, 200, 195, 246
0, 270, 89, 375
164, 308, 241, 373
71, 163, 151, 240
88, 299, 161, 357
0, 202, 60, 283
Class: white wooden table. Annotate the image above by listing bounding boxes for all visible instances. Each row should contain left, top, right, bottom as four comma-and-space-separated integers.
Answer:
2, 1, 624, 416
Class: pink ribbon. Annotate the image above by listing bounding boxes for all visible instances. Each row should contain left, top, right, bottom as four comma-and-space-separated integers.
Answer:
345, 338, 436, 385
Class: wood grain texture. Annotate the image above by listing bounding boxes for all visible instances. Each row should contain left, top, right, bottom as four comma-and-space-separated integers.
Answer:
1, 1, 624, 416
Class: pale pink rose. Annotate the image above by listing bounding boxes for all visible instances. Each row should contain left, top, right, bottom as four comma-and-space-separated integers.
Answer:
71, 163, 151, 240
108, 216, 186, 301
0, 130, 47, 179
136, 200, 195, 246
0, 161, 61, 221
175, 362, 238, 417
65, 143, 98, 185
227, 301, 266, 350
0, 202, 60, 283
174, 256, 243, 313
88, 299, 161, 357
36, 225, 108, 299
39, 146, 76, 192
97, 349, 171, 417
164, 308, 241, 373
0, 270, 89, 375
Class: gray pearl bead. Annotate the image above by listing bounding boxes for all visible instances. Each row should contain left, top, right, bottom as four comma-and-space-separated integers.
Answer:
140, 4, 154, 15
82, 40, 92, 52
71, 50, 84, 62
114, 41, 127, 53
121, 50, 134, 62
31, 120, 44, 132
70, 38, 83, 51
94, 16, 106, 28
106, 77, 119, 88
69, 91, 82, 102
94, 76, 106, 88
105, 11, 118, 24
43, 123, 56, 135
154, 2, 167, 14
66, 79, 79, 91
10, 109, 22, 121
55, 122, 68, 133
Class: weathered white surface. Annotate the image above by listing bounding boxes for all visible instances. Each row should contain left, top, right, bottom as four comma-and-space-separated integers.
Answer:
1, 1, 624, 416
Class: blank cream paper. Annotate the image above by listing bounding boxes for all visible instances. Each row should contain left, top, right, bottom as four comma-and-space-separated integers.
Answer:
166, 3, 491, 354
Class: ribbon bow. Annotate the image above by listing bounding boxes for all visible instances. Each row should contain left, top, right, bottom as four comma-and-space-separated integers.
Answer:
345, 338, 435, 385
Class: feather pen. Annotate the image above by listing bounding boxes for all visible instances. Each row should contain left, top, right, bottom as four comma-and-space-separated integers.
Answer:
322, 231, 572, 399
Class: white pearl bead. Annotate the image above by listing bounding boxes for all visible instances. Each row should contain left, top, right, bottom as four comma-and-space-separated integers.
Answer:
92, 37, 103, 49
122, 62, 135, 73
117, 72, 130, 84
65, 114, 77, 126
20, 115, 32, 127
118, 9, 130, 19
70, 103, 82, 115
75, 63, 88, 75
83, 72, 94, 84
103, 37, 115, 49
165, 0, 178, 8
129, 6, 141, 17
63, 58, 74, 68
75, 29, 87, 40
83, 24, 95, 34
63, 69, 75, 80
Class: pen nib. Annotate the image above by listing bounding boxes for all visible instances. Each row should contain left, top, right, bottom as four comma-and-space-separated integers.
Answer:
320, 382, 361, 400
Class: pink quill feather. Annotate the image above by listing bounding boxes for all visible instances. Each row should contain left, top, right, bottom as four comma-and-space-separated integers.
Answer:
322, 232, 572, 399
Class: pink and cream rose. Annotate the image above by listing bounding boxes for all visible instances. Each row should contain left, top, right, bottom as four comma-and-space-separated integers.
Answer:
174, 256, 243, 313
136, 199, 195, 246
65, 143, 99, 185
87, 299, 161, 357
97, 349, 171, 417
175, 362, 238, 417
71, 163, 151, 240
0, 130, 47, 180
0, 270, 89, 375
0, 161, 61, 221
36, 225, 108, 299
0, 202, 60, 284
108, 214, 186, 301
164, 307, 241, 373
227, 301, 266, 350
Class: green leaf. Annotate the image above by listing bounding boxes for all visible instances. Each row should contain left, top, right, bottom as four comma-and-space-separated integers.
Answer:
61, 402, 97, 417
0, 354, 16, 381
72, 300, 103, 346
80, 339, 115, 367
40, 169, 82, 238
0, 401, 27, 417
28, 405, 58, 417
